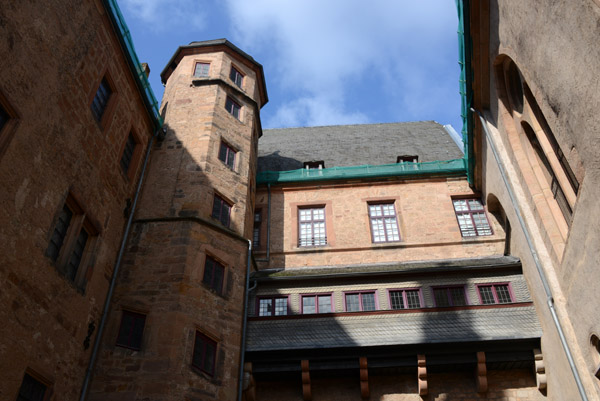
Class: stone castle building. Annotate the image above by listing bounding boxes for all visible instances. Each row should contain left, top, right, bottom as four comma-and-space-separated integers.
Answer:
0, 1, 599, 401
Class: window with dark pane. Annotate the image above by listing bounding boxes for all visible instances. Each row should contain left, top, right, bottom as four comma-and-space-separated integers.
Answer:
478, 284, 513, 304
218, 141, 236, 170
452, 198, 492, 237
258, 296, 288, 316
389, 289, 421, 309
389, 291, 405, 309
202, 256, 224, 294
120, 133, 136, 174
478, 286, 496, 304
46, 205, 73, 262
17, 373, 47, 401
211, 195, 232, 227
433, 287, 467, 307
225, 97, 241, 119
91, 78, 112, 122
345, 292, 376, 312
0, 103, 9, 132
65, 228, 88, 281
229, 66, 243, 87
253, 210, 261, 247
302, 294, 332, 314
192, 332, 217, 376
194, 62, 210, 77
495, 284, 512, 303
116, 310, 146, 350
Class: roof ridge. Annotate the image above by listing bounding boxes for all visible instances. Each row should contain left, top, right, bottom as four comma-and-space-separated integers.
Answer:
263, 120, 439, 131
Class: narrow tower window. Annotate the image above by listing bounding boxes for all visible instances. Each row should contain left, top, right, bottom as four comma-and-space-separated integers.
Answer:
91, 77, 112, 122
194, 62, 210, 78
229, 66, 243, 88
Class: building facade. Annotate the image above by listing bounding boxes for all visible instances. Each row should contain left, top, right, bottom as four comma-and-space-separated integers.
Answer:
1, 0, 600, 401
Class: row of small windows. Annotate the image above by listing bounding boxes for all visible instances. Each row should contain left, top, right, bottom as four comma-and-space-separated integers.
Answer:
256, 283, 514, 316
290, 198, 492, 248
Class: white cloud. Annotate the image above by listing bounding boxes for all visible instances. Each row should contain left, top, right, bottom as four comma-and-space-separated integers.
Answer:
120, 0, 207, 32
225, 0, 459, 128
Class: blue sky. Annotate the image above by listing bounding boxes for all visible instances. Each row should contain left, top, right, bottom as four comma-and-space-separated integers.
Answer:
120, 0, 462, 132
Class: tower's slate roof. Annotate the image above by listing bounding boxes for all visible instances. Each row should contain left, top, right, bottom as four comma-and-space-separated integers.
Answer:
258, 121, 463, 172
246, 305, 541, 352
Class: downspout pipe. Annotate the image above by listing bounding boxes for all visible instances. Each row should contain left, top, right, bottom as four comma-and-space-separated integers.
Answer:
238, 240, 254, 401
255, 182, 271, 262
79, 129, 159, 401
472, 108, 589, 401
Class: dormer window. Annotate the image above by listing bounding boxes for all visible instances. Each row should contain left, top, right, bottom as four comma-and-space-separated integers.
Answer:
303, 161, 325, 170
397, 155, 418, 163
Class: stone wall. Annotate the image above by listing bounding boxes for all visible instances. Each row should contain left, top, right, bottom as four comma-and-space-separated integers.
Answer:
0, 0, 155, 399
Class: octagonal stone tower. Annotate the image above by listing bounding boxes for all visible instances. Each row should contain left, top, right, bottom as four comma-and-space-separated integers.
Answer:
89, 40, 267, 401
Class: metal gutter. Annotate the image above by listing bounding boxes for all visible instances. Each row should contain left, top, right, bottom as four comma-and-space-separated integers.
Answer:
255, 183, 271, 262
102, 0, 163, 129
79, 128, 159, 401
472, 108, 589, 401
237, 240, 253, 401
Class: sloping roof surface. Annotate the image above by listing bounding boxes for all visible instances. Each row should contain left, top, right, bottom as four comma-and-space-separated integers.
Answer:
246, 305, 541, 352
258, 121, 463, 172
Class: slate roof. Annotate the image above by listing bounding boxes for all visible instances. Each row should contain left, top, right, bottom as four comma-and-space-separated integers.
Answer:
246, 305, 541, 352
251, 255, 521, 281
258, 121, 463, 172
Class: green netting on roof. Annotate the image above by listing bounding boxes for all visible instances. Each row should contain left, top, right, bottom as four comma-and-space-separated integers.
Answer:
257, 159, 466, 185
104, 0, 163, 128
456, 0, 474, 185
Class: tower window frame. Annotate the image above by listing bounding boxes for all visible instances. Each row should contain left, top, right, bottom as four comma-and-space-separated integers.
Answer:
225, 96, 241, 119
90, 76, 113, 125
218, 141, 237, 170
115, 310, 146, 350
229, 65, 244, 88
120, 132, 140, 178
211, 194, 232, 228
192, 331, 217, 376
193, 62, 210, 78
202, 255, 225, 295
16, 371, 51, 401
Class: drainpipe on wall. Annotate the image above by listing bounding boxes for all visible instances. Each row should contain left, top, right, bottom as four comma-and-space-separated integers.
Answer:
79, 129, 159, 401
238, 240, 255, 401
255, 183, 271, 263
472, 108, 589, 401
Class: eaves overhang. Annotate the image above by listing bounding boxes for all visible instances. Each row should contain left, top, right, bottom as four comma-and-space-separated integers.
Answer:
251, 255, 521, 282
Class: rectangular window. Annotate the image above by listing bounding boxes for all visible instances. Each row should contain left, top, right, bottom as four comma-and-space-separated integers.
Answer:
345, 291, 376, 312
432, 286, 467, 307
368, 203, 400, 242
225, 97, 241, 119
477, 284, 513, 304
116, 310, 146, 350
91, 77, 112, 122
120, 133, 137, 175
218, 141, 236, 170
211, 194, 232, 227
192, 332, 217, 376
17, 373, 47, 401
452, 198, 493, 237
45, 195, 97, 289
253, 210, 261, 247
258, 296, 288, 316
397, 155, 419, 163
229, 66, 243, 87
194, 62, 210, 77
298, 207, 326, 247
202, 256, 225, 294
0, 103, 8, 132
302, 294, 332, 314
389, 289, 422, 309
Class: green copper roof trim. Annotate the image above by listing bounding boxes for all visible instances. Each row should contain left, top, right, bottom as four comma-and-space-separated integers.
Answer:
103, 0, 163, 129
456, 0, 474, 185
257, 159, 466, 185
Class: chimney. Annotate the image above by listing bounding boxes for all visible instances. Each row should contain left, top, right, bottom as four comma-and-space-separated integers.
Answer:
141, 63, 150, 78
